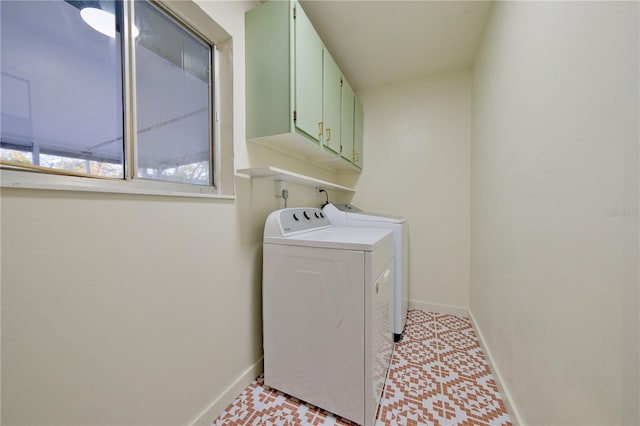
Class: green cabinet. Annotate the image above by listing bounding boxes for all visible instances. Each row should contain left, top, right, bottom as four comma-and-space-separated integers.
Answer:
339, 78, 363, 169
353, 97, 363, 168
245, 0, 362, 171
294, 4, 323, 143
323, 50, 342, 155
340, 78, 354, 162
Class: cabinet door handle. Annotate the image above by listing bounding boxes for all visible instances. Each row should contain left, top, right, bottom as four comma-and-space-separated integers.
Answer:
318, 121, 323, 138
326, 128, 331, 142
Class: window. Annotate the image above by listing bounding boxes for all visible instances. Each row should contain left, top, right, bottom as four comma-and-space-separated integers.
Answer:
0, 0, 234, 197
134, 1, 212, 185
1, 0, 125, 178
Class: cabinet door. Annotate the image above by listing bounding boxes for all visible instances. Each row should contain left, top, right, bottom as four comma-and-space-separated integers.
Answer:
323, 50, 341, 154
340, 79, 354, 162
294, 4, 323, 143
353, 97, 363, 168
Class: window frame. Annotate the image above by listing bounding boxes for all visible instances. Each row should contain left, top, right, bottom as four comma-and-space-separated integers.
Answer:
0, 0, 235, 199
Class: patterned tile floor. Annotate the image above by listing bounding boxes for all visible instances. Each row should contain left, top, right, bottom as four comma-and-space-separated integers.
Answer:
213, 310, 511, 426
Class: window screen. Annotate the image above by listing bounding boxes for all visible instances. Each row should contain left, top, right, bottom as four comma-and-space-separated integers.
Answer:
134, 1, 212, 186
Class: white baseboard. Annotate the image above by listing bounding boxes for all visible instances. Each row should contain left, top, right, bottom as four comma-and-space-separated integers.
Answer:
408, 299, 470, 318
189, 356, 264, 426
468, 310, 524, 426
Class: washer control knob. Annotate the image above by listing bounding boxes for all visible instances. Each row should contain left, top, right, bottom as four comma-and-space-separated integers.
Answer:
293, 213, 299, 221
303, 211, 310, 220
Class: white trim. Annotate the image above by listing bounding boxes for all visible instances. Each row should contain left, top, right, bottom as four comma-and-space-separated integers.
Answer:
0, 170, 236, 200
468, 310, 524, 426
189, 357, 264, 426
408, 299, 470, 318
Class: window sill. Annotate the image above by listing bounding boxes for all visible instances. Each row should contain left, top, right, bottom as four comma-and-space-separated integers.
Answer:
0, 169, 236, 200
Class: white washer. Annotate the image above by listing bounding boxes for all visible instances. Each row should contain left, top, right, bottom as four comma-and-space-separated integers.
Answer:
263, 207, 394, 426
323, 203, 409, 342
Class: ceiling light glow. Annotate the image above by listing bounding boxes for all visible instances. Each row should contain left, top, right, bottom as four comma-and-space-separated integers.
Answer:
80, 7, 139, 39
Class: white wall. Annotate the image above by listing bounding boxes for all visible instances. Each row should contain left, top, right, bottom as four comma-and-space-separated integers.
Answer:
0, 1, 343, 425
4, 1, 638, 425
341, 70, 471, 310
471, 2, 639, 424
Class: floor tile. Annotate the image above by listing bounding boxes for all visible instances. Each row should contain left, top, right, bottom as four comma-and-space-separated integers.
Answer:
213, 310, 512, 426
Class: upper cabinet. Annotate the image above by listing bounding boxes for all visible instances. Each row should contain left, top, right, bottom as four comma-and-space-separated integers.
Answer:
340, 78, 355, 163
293, 5, 323, 144
353, 97, 364, 168
322, 50, 342, 156
245, 0, 363, 172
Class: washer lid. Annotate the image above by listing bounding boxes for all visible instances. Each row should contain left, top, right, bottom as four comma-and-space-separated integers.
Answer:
324, 203, 406, 224
346, 211, 406, 223
264, 226, 393, 251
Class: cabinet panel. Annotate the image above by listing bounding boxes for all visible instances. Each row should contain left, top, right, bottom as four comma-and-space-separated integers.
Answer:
340, 79, 354, 162
353, 97, 363, 169
245, 0, 292, 139
294, 4, 323, 143
245, 1, 361, 172
323, 50, 341, 154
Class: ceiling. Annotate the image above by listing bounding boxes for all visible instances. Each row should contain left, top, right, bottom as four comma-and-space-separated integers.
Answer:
299, 0, 493, 91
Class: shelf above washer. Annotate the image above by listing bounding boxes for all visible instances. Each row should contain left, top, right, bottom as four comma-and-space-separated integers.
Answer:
236, 166, 355, 192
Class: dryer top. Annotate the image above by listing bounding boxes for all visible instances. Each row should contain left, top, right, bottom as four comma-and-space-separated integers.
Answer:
324, 203, 406, 224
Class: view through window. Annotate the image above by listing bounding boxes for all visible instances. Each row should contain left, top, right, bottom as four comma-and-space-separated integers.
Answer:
0, 0, 214, 186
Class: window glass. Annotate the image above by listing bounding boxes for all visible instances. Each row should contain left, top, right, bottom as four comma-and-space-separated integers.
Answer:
134, 1, 212, 185
0, 0, 124, 178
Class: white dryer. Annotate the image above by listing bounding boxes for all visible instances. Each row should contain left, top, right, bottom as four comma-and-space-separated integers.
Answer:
263, 208, 394, 426
323, 203, 409, 342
